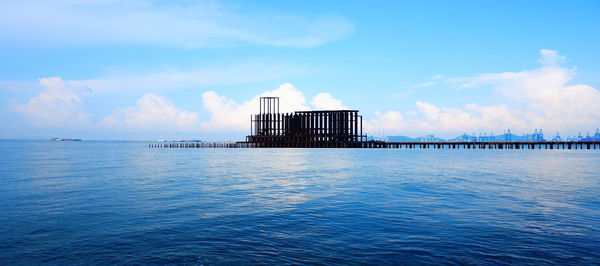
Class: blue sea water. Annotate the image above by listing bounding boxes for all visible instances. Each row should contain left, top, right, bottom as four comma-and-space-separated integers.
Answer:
0, 140, 599, 264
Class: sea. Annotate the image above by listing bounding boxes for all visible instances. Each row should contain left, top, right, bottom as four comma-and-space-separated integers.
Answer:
1, 140, 599, 264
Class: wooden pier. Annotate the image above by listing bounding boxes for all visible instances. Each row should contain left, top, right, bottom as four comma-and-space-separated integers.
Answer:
150, 141, 600, 150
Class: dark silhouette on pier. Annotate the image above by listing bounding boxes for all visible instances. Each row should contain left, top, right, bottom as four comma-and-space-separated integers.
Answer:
242, 97, 366, 147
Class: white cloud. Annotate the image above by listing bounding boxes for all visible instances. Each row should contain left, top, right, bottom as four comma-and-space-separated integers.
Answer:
10, 77, 350, 133
12, 77, 91, 127
409, 81, 436, 88
0, 0, 353, 48
413, 102, 526, 133
539, 49, 566, 66
14, 50, 595, 138
367, 111, 407, 133
368, 50, 600, 137
450, 50, 600, 133
5, 60, 307, 131
98, 93, 200, 131
403, 74, 444, 89
365, 102, 526, 136
201, 83, 311, 131
200, 83, 349, 131
431, 74, 444, 80
311, 93, 347, 110
98, 83, 344, 132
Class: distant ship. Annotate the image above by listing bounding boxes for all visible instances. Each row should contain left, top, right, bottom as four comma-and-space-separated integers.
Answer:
51, 138, 82, 141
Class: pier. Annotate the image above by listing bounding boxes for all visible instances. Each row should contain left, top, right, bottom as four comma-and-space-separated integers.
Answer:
150, 141, 600, 150
149, 96, 599, 150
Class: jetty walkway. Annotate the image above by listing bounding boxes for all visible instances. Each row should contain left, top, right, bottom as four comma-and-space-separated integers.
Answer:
150, 141, 600, 150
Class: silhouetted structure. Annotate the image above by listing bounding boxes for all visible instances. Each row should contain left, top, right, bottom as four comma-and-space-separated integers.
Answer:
244, 97, 367, 147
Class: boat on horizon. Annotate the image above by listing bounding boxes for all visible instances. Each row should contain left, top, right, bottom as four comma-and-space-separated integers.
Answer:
51, 138, 82, 141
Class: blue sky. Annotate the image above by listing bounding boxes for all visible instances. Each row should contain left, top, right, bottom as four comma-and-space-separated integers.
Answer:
1, 0, 599, 140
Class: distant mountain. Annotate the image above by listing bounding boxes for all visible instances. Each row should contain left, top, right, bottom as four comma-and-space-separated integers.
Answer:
385, 135, 449, 142
385, 134, 527, 142
385, 136, 420, 142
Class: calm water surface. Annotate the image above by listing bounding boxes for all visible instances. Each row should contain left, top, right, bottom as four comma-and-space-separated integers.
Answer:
1, 140, 599, 264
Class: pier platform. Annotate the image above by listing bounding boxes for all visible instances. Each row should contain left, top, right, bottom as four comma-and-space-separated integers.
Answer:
149, 141, 600, 150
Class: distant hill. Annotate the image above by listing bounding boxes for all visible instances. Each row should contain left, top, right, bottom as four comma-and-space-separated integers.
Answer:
386, 136, 420, 142
385, 134, 527, 142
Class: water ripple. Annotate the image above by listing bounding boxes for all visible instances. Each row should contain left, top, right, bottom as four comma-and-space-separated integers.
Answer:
0, 141, 599, 264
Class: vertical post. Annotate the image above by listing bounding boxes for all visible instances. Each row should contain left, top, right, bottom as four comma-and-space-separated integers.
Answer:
320, 112, 324, 141
354, 112, 358, 142
345, 111, 349, 143
310, 112, 314, 137
359, 115, 363, 142
349, 111, 353, 142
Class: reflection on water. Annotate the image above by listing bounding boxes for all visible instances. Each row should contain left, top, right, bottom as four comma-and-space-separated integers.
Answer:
0, 141, 599, 264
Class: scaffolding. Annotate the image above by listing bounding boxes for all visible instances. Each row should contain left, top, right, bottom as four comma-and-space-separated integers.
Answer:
246, 97, 367, 147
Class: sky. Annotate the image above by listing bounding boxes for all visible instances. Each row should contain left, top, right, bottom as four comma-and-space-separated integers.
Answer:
1, 0, 599, 140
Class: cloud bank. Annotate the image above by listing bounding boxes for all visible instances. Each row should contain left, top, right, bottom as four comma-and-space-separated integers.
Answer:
9, 50, 599, 137
201, 83, 312, 131
311, 93, 347, 110
9, 75, 348, 133
368, 49, 600, 136
98, 93, 200, 131
94, 83, 350, 132
12, 77, 91, 127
